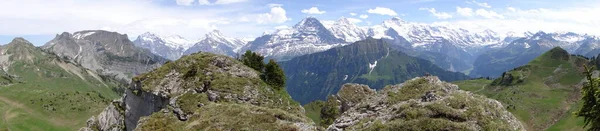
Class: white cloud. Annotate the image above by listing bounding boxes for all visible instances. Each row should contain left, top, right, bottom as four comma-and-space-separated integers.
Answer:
350, 13, 357, 16
347, 18, 362, 23
176, 0, 195, 6
419, 7, 452, 19
359, 14, 368, 19
475, 9, 504, 19
507, 7, 516, 12
467, 0, 491, 8
439, 5, 600, 37
456, 7, 473, 16
301, 7, 326, 14
257, 6, 290, 24
192, 0, 247, 5
214, 0, 247, 5
0, 0, 281, 40
274, 25, 289, 29
367, 7, 398, 16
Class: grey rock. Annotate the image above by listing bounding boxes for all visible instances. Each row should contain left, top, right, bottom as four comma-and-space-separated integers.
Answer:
42, 30, 167, 83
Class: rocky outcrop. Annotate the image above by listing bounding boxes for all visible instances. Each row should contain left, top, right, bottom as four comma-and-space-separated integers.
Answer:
83, 52, 316, 131
79, 100, 125, 131
327, 76, 525, 131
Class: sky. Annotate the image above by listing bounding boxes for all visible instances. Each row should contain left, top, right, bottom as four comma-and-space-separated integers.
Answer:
1, 0, 599, 46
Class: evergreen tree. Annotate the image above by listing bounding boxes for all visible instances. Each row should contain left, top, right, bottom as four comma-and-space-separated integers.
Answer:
264, 59, 286, 90
320, 96, 340, 126
241, 50, 264, 71
577, 65, 600, 130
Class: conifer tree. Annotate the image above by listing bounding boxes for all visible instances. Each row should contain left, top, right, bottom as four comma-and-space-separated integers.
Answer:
577, 65, 600, 130
264, 59, 286, 90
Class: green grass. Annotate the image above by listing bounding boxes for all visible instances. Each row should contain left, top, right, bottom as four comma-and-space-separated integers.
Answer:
452, 78, 492, 92
0, 49, 121, 130
547, 101, 588, 131
453, 49, 587, 131
303, 100, 325, 125
138, 103, 308, 130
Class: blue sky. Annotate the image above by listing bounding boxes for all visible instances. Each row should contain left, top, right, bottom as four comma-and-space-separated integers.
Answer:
1, 0, 599, 46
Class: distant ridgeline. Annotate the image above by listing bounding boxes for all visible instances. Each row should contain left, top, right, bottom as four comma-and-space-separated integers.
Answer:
280, 38, 470, 104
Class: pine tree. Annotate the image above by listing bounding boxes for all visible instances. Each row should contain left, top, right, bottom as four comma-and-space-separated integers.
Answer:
577, 65, 600, 130
241, 50, 264, 71
264, 59, 286, 90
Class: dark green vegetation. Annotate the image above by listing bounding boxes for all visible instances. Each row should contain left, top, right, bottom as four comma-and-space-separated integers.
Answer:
240, 50, 264, 71
576, 65, 600, 130
281, 38, 470, 104
454, 47, 590, 131
0, 38, 121, 130
264, 59, 286, 90
132, 52, 315, 130
238, 50, 286, 90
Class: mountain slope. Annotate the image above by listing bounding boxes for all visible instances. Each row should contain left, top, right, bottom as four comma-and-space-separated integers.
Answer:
79, 52, 317, 131
471, 31, 600, 77
183, 30, 248, 57
133, 32, 193, 60
280, 38, 470, 104
244, 17, 346, 61
43, 30, 167, 82
454, 47, 589, 130
304, 76, 524, 130
0, 38, 122, 130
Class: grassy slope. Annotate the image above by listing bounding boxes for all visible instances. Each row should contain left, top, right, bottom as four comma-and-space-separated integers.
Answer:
0, 43, 121, 130
134, 53, 311, 130
453, 48, 588, 131
303, 100, 325, 125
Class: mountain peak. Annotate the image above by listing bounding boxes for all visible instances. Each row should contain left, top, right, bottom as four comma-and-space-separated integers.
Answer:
335, 17, 352, 25
294, 16, 322, 29
541, 47, 570, 61
206, 30, 224, 37
390, 17, 407, 23
8, 37, 35, 47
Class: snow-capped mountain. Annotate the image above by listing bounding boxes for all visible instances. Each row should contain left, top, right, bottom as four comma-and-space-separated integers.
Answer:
183, 30, 248, 57
369, 17, 501, 51
242, 17, 346, 61
133, 32, 194, 60
328, 17, 368, 43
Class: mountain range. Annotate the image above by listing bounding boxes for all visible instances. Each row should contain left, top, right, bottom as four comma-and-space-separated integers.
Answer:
132, 16, 600, 78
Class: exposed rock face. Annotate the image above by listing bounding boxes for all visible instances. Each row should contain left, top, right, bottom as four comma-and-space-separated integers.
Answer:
42, 30, 167, 82
83, 52, 316, 131
327, 76, 525, 131
335, 84, 376, 113
79, 100, 125, 131
124, 83, 169, 130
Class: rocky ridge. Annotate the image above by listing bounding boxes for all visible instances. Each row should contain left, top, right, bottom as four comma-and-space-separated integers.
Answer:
325, 76, 525, 131
80, 52, 316, 131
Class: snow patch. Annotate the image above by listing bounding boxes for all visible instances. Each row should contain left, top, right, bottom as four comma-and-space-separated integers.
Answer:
524, 42, 531, 49
73, 32, 96, 39
368, 61, 378, 74
343, 75, 348, 81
